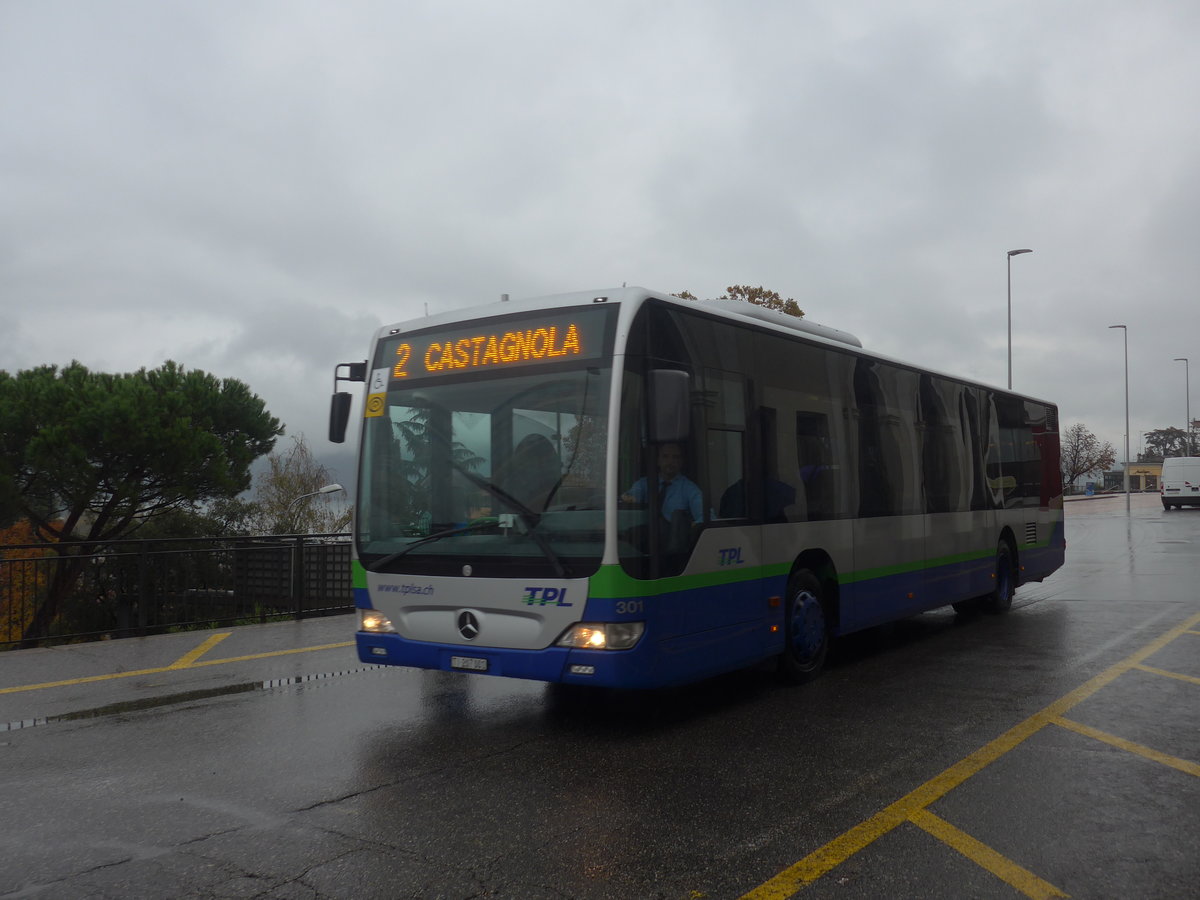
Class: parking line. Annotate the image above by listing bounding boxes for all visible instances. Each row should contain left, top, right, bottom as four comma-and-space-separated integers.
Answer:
908, 809, 1069, 899
0, 640, 355, 695
740, 609, 1200, 900
166, 632, 231, 669
0, 665, 182, 695
738, 715, 1048, 900
185, 642, 356, 667
1050, 716, 1200, 777
1133, 663, 1200, 686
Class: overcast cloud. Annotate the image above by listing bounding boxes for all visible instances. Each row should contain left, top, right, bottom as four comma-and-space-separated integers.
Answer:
4, 0, 1199, 487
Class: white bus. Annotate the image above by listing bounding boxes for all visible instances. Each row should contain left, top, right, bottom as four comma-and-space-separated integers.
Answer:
330, 287, 1065, 688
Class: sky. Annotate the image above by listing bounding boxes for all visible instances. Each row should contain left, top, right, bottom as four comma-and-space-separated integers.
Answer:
4, 0, 1200, 491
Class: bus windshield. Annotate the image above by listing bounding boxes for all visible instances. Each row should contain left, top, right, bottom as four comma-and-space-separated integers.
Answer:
357, 364, 611, 578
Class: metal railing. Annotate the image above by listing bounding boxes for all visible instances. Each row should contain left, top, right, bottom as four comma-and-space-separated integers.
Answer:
0, 533, 354, 650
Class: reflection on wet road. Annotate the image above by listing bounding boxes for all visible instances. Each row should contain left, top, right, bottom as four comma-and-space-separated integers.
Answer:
1, 492, 1196, 898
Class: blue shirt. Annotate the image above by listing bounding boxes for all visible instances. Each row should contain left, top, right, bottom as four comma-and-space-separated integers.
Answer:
627, 474, 704, 522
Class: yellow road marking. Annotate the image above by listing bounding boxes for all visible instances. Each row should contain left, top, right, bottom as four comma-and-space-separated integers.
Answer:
0, 665, 198, 695
166, 632, 231, 669
1050, 716, 1200, 777
1134, 663, 1200, 686
0, 640, 355, 695
739, 715, 1048, 900
190, 642, 356, 667
1033, 611, 1200, 720
909, 809, 1070, 899
740, 609, 1200, 900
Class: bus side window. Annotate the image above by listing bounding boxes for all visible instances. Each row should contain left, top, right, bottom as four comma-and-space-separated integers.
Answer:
796, 413, 833, 521
721, 406, 799, 523
707, 428, 743, 520
701, 369, 747, 524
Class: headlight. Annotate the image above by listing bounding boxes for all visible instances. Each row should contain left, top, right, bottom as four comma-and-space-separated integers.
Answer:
359, 609, 396, 633
555, 622, 644, 650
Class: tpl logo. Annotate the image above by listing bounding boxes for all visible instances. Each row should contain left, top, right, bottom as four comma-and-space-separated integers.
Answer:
522, 587, 573, 607
718, 547, 745, 566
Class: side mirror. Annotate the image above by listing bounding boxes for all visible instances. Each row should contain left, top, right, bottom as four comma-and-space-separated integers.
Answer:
329, 392, 353, 443
329, 360, 367, 444
648, 369, 691, 443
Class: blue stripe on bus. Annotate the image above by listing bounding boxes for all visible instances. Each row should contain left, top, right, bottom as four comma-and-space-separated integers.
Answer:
356, 634, 575, 682
356, 521, 1066, 689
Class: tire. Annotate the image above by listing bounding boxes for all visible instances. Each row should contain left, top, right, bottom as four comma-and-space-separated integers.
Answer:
981, 540, 1015, 614
1162, 498, 1171, 510
777, 569, 829, 684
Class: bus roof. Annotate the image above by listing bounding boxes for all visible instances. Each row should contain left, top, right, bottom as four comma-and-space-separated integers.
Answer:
376, 286, 859, 345
375, 286, 1055, 407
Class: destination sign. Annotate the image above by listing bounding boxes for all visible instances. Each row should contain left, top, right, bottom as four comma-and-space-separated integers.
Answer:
377, 306, 612, 384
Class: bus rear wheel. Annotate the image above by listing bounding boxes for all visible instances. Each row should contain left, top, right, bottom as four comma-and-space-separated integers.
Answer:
777, 569, 829, 684
981, 540, 1015, 614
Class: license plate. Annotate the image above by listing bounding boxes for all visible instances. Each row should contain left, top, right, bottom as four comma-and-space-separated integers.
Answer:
451, 656, 489, 671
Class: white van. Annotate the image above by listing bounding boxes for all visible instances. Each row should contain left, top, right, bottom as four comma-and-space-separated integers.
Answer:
1160, 456, 1200, 509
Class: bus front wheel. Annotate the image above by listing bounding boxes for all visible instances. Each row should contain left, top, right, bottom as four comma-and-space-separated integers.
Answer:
777, 569, 829, 684
981, 540, 1016, 614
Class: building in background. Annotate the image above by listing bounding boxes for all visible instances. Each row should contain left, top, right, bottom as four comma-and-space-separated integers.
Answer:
1103, 461, 1162, 492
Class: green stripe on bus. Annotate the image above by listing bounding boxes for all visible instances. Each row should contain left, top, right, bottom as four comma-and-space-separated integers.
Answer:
588, 563, 789, 599
839, 548, 992, 584
352, 532, 1056, 598
590, 536, 1056, 597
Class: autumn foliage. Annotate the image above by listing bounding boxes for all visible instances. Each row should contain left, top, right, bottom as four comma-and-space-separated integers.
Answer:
673, 285, 805, 318
0, 521, 56, 645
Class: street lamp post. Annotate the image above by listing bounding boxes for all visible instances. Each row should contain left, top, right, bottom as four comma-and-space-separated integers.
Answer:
283, 483, 345, 618
1007, 249, 1033, 389
287, 483, 345, 533
1109, 325, 1130, 514
1174, 358, 1191, 456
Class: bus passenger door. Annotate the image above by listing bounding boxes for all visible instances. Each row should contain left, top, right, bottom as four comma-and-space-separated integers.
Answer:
848, 361, 926, 628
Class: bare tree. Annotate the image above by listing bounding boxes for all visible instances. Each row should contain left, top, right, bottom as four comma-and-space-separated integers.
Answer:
251, 435, 350, 533
1060, 423, 1116, 489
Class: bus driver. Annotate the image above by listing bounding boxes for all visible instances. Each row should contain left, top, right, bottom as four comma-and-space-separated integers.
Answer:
622, 442, 703, 523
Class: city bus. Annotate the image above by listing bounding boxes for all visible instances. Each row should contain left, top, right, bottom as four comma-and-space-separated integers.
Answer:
329, 287, 1064, 689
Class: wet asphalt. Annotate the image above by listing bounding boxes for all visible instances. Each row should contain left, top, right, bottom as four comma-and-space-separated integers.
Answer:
1, 491, 1197, 899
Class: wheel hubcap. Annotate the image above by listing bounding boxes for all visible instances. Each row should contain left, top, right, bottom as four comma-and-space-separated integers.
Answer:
790, 589, 826, 663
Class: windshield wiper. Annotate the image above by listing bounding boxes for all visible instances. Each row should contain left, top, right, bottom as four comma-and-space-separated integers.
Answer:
367, 472, 569, 577
365, 521, 498, 572
448, 463, 569, 577
416, 416, 569, 577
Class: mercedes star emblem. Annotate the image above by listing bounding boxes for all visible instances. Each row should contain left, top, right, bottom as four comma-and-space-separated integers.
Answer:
457, 610, 480, 641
